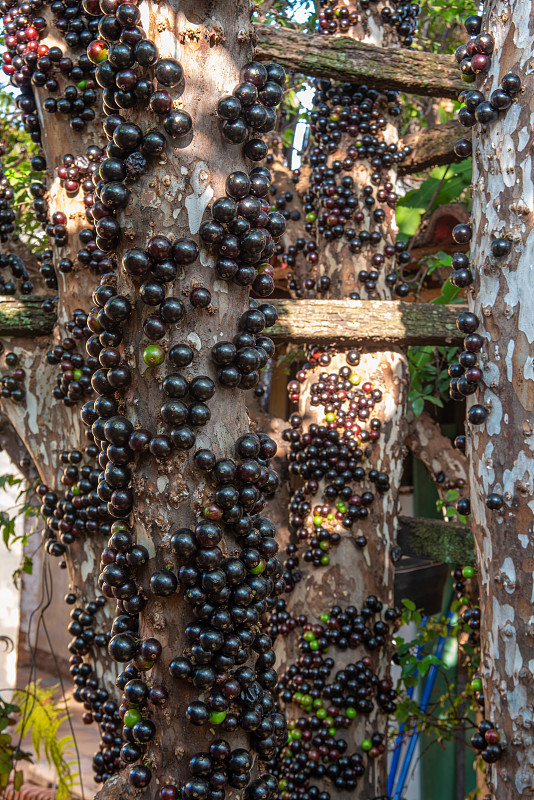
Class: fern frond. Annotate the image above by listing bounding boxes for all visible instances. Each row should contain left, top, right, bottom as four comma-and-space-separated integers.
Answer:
13, 682, 80, 800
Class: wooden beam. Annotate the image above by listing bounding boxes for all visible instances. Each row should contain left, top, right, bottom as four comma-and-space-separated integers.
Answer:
267, 300, 465, 346
399, 120, 465, 175
254, 25, 464, 100
398, 515, 474, 565
0, 297, 56, 337
0, 298, 464, 348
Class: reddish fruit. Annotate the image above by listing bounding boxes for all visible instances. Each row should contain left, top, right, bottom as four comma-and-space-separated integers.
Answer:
87, 39, 108, 64
485, 729, 500, 744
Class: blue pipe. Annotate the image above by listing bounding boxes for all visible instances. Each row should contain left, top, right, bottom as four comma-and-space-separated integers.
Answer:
391, 612, 453, 800
387, 684, 415, 797
387, 621, 427, 797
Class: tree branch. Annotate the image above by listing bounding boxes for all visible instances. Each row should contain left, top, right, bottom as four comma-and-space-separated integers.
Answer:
267, 299, 465, 345
0, 410, 39, 485
0, 296, 55, 336
0, 297, 466, 345
399, 120, 465, 176
405, 409, 468, 493
254, 25, 464, 99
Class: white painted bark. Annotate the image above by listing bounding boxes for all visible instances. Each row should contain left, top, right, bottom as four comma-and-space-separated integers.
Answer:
469, 1, 534, 796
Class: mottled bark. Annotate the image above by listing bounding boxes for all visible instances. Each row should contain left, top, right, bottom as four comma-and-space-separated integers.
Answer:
96, 2, 263, 796
247, 400, 290, 542
278, 349, 408, 800
272, 7, 410, 798
467, 1, 534, 797
0, 239, 42, 287
1, 29, 116, 693
254, 25, 464, 99
0, 410, 39, 484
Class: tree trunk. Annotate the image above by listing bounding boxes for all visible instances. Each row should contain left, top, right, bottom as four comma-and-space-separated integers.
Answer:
1, 68, 118, 695
468, 1, 534, 796
272, 5, 409, 799
92, 1, 287, 798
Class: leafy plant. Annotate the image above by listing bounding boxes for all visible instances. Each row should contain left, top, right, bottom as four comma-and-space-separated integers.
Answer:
11, 683, 80, 800
396, 160, 472, 241
393, 601, 479, 742
407, 344, 457, 417
416, 0, 478, 55
406, 277, 465, 415
437, 488, 468, 524
0, 473, 41, 586
0, 681, 32, 795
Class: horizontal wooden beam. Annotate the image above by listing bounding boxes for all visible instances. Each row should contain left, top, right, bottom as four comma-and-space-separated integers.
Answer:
254, 25, 464, 100
399, 120, 465, 176
0, 298, 464, 348
267, 300, 464, 346
0, 296, 55, 337
398, 515, 474, 565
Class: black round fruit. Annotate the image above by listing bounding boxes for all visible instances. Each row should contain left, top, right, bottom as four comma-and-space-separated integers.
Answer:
150, 569, 178, 596
491, 237, 512, 258
155, 58, 183, 87
164, 110, 192, 138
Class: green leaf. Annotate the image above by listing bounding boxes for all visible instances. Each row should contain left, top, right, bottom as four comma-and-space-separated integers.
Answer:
424, 395, 444, 407
282, 128, 294, 149
412, 396, 425, 416
396, 177, 443, 239
14, 682, 79, 798
14, 770, 23, 791
431, 279, 462, 305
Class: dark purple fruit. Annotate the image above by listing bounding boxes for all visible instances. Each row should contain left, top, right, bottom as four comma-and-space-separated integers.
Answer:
150, 569, 178, 596
491, 237, 512, 257
155, 58, 183, 87
501, 73, 521, 95
164, 110, 192, 138
486, 493, 504, 510
468, 404, 488, 425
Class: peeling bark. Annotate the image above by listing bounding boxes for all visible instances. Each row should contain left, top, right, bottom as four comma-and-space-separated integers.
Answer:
468, 1, 534, 796
1, 26, 116, 700
278, 349, 408, 799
